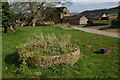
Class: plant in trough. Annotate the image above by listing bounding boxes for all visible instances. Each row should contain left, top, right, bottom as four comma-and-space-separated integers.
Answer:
16, 31, 78, 63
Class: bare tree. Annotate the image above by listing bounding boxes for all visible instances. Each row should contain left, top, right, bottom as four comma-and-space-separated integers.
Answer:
10, 2, 72, 26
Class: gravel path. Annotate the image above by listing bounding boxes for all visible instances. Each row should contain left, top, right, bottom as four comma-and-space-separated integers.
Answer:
72, 26, 119, 38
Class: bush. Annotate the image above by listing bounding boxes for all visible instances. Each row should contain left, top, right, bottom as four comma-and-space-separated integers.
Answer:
16, 31, 76, 62
99, 27, 110, 30
87, 21, 93, 25
111, 18, 120, 28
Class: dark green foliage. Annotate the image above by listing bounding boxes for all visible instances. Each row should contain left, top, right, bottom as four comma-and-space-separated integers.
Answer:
2, 2, 14, 33
84, 23, 108, 27
111, 11, 120, 28
87, 21, 93, 25
111, 19, 120, 28
83, 20, 111, 27
99, 27, 110, 30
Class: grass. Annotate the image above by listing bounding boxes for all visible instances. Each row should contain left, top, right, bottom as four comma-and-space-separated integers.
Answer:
0, 27, 2, 79
84, 20, 111, 27
99, 26, 120, 30
2, 26, 119, 78
99, 27, 111, 30
108, 14, 118, 17
93, 20, 111, 24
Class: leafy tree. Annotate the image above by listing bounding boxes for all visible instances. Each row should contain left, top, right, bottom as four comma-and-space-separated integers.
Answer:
10, 2, 72, 26
2, 2, 15, 33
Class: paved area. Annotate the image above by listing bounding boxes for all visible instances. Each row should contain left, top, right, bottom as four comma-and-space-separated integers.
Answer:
72, 25, 120, 38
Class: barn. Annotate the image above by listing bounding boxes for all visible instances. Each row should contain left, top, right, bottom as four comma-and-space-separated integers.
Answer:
99, 13, 109, 20
62, 16, 88, 25
38, 7, 70, 24
14, 7, 70, 26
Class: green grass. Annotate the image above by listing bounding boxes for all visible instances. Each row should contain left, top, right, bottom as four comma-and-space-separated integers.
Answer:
99, 27, 111, 30
93, 20, 111, 24
108, 14, 118, 17
2, 26, 119, 78
99, 26, 120, 30
84, 20, 111, 27
0, 27, 2, 79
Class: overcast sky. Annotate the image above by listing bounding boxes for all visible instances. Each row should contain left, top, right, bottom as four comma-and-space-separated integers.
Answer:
72, 0, 119, 2
66, 2, 119, 13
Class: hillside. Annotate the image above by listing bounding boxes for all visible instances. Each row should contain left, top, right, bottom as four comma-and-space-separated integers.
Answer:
75, 6, 120, 19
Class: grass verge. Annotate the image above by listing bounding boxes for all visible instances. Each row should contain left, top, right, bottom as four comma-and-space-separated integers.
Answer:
99, 26, 120, 30
83, 20, 111, 27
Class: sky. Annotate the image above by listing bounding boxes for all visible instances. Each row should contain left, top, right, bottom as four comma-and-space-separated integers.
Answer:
66, 2, 119, 13
3, 0, 119, 13
72, 0, 119, 2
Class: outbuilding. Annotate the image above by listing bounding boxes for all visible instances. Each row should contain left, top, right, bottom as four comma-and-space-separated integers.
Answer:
62, 16, 89, 25
99, 13, 109, 20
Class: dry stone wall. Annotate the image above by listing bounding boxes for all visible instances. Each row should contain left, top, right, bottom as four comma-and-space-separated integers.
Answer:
16, 40, 80, 68
27, 48, 80, 68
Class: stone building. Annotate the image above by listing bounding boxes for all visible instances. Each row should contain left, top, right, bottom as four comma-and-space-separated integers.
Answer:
99, 13, 109, 20
75, 13, 109, 20
62, 16, 88, 25
38, 7, 70, 24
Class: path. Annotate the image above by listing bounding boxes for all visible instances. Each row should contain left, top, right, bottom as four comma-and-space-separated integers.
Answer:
72, 25, 119, 38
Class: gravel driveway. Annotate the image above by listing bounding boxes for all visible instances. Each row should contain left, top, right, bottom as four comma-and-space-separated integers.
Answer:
72, 25, 119, 38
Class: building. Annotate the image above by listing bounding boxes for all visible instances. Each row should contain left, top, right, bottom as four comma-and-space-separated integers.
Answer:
62, 16, 88, 25
38, 7, 70, 24
75, 13, 109, 20
99, 13, 109, 20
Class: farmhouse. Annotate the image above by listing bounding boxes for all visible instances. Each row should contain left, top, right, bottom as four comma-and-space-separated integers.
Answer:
62, 16, 89, 25
14, 7, 70, 26
99, 13, 109, 20
38, 7, 70, 24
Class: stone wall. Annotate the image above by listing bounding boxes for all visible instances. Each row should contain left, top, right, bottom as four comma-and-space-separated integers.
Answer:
62, 16, 88, 25
62, 19, 80, 25
16, 40, 80, 68
51, 23, 70, 27
27, 48, 80, 68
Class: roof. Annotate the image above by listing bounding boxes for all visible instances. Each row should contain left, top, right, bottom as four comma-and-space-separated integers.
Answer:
46, 7, 67, 11
40, 7, 68, 14
63, 15, 87, 20
75, 13, 109, 20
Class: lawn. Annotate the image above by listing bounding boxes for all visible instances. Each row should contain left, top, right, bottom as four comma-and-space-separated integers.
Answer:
93, 20, 111, 25
2, 26, 119, 78
83, 20, 111, 27
0, 27, 2, 79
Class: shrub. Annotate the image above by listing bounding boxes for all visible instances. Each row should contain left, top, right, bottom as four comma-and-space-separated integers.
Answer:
87, 21, 93, 25
16, 31, 76, 62
111, 18, 120, 28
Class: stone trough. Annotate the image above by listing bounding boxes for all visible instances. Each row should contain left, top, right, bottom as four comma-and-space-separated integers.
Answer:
16, 41, 80, 68
26, 48, 80, 68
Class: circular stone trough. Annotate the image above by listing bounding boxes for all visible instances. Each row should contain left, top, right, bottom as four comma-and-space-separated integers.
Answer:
16, 41, 80, 68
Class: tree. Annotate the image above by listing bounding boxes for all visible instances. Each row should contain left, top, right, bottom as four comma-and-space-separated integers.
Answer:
2, 2, 15, 33
10, 2, 72, 26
